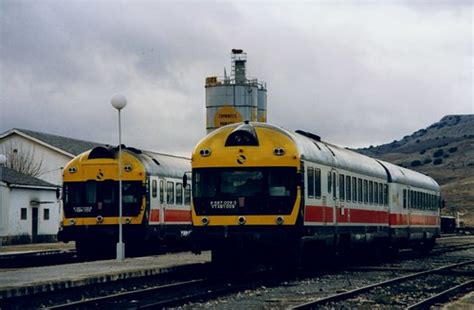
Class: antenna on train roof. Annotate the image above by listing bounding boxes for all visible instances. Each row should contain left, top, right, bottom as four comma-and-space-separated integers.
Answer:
295, 130, 321, 142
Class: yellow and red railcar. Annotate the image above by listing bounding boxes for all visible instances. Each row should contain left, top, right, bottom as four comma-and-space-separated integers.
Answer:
189, 122, 441, 263
59, 145, 191, 256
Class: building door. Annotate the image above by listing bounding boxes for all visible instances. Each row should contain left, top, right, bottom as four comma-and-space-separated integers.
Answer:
32, 208, 38, 242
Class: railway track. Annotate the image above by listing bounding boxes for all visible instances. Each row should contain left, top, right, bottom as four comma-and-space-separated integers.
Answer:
48, 269, 278, 309
290, 260, 474, 309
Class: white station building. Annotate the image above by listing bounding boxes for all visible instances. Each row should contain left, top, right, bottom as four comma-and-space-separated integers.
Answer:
0, 128, 102, 245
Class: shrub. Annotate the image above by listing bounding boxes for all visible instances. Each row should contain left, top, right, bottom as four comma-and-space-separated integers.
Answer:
411, 160, 422, 167
433, 158, 443, 165
444, 154, 450, 158
448, 147, 458, 153
433, 149, 444, 158
424, 158, 432, 164
420, 149, 426, 155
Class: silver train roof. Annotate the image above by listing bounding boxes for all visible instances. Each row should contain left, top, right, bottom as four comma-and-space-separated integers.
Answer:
252, 123, 439, 192
131, 150, 190, 179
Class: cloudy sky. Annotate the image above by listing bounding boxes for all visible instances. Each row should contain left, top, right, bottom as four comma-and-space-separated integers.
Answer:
1, 0, 472, 156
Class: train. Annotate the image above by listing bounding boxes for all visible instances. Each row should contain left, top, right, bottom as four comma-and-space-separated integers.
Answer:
188, 121, 442, 265
58, 145, 192, 256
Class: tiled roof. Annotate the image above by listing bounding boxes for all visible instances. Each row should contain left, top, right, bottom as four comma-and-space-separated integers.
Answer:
9, 128, 104, 156
0, 167, 56, 188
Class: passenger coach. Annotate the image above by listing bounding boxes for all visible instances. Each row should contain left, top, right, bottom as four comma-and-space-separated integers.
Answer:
188, 122, 441, 262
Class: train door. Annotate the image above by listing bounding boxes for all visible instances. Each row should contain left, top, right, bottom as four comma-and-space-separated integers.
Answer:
330, 169, 339, 226
149, 177, 162, 224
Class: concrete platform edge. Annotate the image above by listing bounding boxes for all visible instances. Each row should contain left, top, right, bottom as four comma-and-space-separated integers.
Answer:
0, 263, 202, 300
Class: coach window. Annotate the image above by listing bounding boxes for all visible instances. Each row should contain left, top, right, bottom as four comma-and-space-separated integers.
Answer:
339, 174, 345, 201
159, 180, 164, 204
403, 189, 407, 209
332, 172, 337, 199
408, 190, 411, 208
184, 187, 191, 205
352, 177, 357, 203
376, 183, 379, 204
315, 169, 322, 198
358, 178, 363, 203
167, 181, 174, 204
379, 183, 383, 205
369, 181, 374, 204
176, 183, 183, 205
327, 172, 332, 194
346, 175, 351, 202
384, 185, 389, 205
363, 180, 368, 204
307, 167, 315, 198
152, 180, 157, 198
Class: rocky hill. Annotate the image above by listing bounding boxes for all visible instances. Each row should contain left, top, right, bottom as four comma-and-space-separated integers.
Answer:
357, 114, 474, 226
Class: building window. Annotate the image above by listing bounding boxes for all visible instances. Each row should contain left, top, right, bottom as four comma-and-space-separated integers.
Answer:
167, 181, 174, 204
21, 208, 27, 220
307, 167, 314, 198
44, 208, 50, 220
176, 183, 183, 205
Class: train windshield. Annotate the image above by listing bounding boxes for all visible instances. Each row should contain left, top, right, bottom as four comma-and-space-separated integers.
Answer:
63, 181, 144, 217
193, 167, 297, 215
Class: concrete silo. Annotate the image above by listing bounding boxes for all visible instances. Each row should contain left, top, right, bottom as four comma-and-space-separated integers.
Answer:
205, 49, 267, 133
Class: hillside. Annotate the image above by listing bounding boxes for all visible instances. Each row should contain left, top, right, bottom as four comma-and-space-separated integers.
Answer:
357, 114, 474, 227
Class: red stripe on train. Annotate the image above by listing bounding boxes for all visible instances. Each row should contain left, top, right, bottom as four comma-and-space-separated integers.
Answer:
150, 209, 160, 222
304, 205, 333, 222
164, 209, 192, 223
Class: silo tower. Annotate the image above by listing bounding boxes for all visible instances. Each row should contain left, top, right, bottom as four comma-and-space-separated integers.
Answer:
205, 49, 267, 133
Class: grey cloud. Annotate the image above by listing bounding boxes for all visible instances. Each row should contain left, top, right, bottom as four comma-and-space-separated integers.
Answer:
0, 1, 472, 155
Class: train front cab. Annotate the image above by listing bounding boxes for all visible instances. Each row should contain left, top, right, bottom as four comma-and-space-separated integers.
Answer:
59, 146, 150, 255
190, 123, 304, 261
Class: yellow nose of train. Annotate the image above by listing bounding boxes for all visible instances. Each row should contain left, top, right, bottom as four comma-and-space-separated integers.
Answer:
191, 122, 302, 227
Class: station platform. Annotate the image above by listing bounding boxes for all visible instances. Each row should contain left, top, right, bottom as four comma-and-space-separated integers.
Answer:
0, 251, 211, 299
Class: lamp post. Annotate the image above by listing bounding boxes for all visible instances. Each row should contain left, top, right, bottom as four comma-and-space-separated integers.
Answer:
0, 154, 6, 248
111, 94, 127, 261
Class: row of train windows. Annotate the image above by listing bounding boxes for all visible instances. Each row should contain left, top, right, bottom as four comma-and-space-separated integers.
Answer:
151, 180, 191, 205
403, 189, 439, 210
306, 167, 389, 206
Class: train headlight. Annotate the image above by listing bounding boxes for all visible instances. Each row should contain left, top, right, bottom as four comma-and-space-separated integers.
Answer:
69, 219, 76, 225
201, 217, 209, 225
96, 215, 103, 223
125, 218, 131, 224
276, 216, 284, 225
68, 167, 77, 173
238, 216, 246, 225
124, 164, 133, 172
273, 148, 285, 156
199, 148, 212, 157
